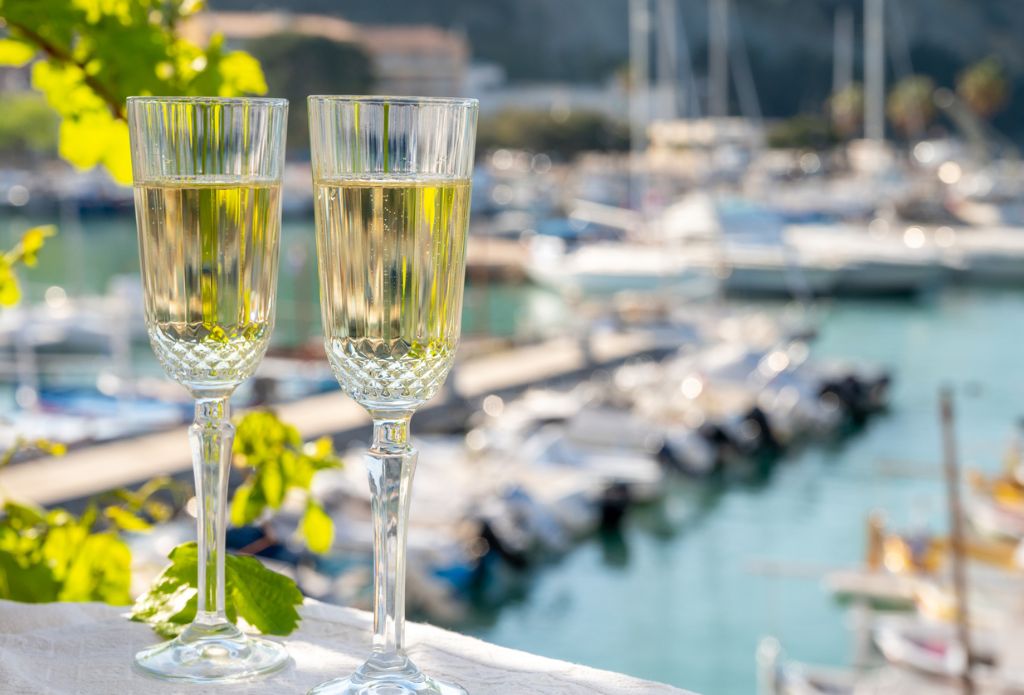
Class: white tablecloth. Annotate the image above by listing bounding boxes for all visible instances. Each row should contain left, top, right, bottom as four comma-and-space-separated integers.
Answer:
0, 599, 694, 694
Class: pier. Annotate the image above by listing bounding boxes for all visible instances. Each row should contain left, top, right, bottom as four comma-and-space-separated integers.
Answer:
0, 332, 661, 506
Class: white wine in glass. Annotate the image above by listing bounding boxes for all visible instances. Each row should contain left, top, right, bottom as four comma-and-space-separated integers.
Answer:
128, 96, 289, 683
308, 96, 478, 695
314, 176, 470, 411
136, 177, 281, 390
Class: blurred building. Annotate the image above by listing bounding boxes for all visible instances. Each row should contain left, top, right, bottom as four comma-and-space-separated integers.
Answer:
181, 11, 469, 96
0, 66, 29, 92
465, 63, 628, 120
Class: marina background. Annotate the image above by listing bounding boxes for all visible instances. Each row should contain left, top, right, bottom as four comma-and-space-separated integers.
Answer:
4, 1, 1024, 693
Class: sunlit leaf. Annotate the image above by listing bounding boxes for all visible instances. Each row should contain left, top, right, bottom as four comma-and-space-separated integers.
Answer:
0, 548, 59, 602
58, 111, 118, 171
0, 261, 21, 307
41, 521, 89, 582
131, 542, 301, 637
218, 50, 268, 96
301, 500, 333, 554
104, 506, 153, 532
14, 1, 267, 181
230, 479, 266, 526
130, 543, 200, 637
2, 501, 46, 528
15, 226, 56, 267
0, 39, 36, 67
259, 459, 284, 509
225, 552, 302, 635
59, 533, 131, 604
101, 118, 132, 184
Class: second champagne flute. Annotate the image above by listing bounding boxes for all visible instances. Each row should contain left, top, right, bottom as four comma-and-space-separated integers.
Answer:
307, 95, 478, 695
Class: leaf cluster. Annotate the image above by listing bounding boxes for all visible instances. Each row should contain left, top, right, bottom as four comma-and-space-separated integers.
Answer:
0, 449, 196, 603
231, 410, 342, 554
128, 412, 341, 637
0, 499, 132, 604
0, 0, 268, 182
0, 225, 55, 307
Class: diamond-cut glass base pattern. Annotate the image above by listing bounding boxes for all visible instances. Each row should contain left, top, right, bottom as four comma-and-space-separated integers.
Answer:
327, 338, 454, 410
150, 327, 268, 391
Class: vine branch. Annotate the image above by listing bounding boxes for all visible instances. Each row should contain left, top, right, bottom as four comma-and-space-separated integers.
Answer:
6, 19, 126, 120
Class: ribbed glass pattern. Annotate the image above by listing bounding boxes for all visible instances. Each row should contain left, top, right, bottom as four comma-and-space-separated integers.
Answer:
128, 97, 288, 392
308, 97, 478, 412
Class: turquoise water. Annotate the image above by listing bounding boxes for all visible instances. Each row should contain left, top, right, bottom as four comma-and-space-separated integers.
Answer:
467, 290, 1024, 694
7, 214, 1024, 694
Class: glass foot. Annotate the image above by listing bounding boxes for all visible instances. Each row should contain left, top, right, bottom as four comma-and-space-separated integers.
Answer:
308, 658, 466, 695
134, 621, 289, 683
308, 676, 467, 695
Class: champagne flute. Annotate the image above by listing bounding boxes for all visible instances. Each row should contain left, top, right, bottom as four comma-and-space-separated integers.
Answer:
307, 96, 478, 695
127, 96, 289, 682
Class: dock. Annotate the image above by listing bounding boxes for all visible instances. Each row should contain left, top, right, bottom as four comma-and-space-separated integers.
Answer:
0, 332, 661, 506
465, 236, 528, 282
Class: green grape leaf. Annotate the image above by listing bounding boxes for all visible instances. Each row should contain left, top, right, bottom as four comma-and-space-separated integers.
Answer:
259, 458, 285, 509
58, 533, 131, 604
218, 50, 268, 95
0, 38, 35, 67
30, 438, 66, 457
0, 260, 22, 307
15, 226, 56, 267
104, 506, 153, 532
0, 548, 60, 602
101, 118, 132, 184
225, 552, 302, 635
40, 520, 89, 583
57, 111, 117, 171
131, 542, 302, 637
1, 500, 46, 528
301, 500, 334, 554
229, 479, 267, 527
129, 544, 201, 638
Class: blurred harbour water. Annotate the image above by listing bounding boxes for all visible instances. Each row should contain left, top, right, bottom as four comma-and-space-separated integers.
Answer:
465, 289, 1024, 694
6, 215, 1024, 693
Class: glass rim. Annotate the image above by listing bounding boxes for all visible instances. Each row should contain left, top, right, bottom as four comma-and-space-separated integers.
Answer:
308, 95, 478, 108
126, 96, 288, 106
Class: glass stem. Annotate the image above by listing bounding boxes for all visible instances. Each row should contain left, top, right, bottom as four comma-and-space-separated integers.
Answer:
190, 395, 233, 626
365, 415, 416, 670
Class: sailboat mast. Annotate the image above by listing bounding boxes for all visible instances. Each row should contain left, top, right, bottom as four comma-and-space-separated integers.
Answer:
655, 0, 679, 120
864, 0, 886, 142
832, 6, 854, 96
709, 0, 729, 118
629, 0, 651, 210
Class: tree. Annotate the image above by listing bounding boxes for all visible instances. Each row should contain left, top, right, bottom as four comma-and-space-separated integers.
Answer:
476, 109, 628, 159
829, 83, 864, 139
766, 115, 835, 150
246, 33, 373, 153
0, 93, 58, 159
886, 75, 936, 139
957, 57, 1009, 121
0, 0, 267, 183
